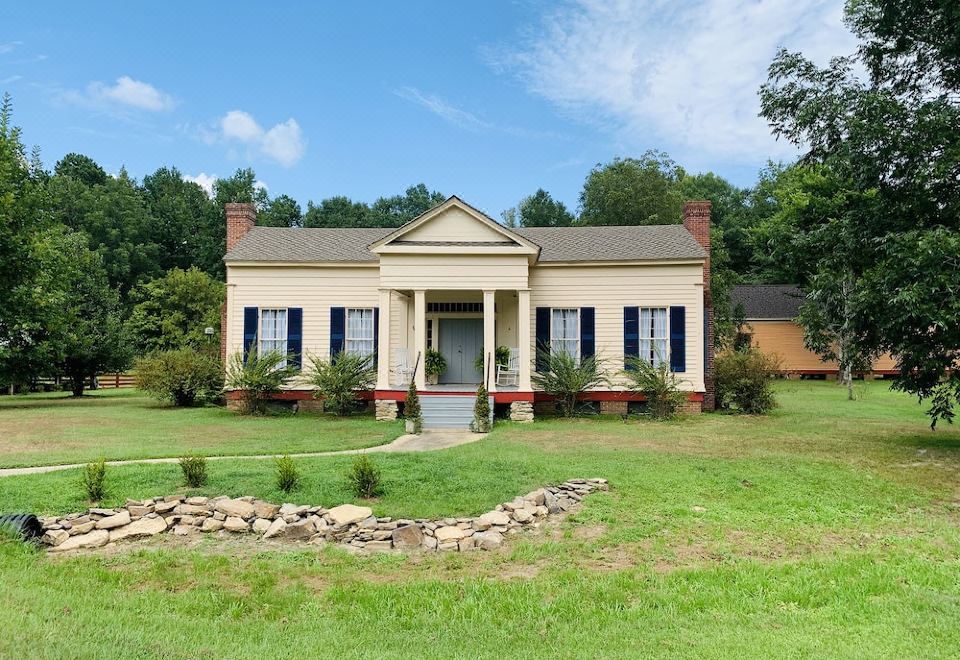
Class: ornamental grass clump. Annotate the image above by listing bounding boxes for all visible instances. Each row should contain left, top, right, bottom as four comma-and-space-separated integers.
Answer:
347, 455, 383, 499
275, 455, 301, 492
531, 349, 609, 417
622, 355, 687, 420
302, 351, 376, 416
224, 347, 297, 414
81, 458, 107, 503
178, 454, 208, 488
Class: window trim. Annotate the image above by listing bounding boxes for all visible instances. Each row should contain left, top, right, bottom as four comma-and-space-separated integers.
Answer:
638, 306, 669, 367
550, 307, 580, 361
258, 307, 288, 366
345, 307, 376, 359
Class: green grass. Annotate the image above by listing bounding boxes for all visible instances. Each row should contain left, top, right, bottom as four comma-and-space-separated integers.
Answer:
0, 388, 403, 467
1, 380, 960, 658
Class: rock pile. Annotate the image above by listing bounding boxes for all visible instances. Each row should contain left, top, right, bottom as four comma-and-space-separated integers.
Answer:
39, 479, 608, 553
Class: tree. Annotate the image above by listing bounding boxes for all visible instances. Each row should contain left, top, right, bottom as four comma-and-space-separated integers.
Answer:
126, 267, 225, 355
579, 152, 685, 226
53, 153, 107, 187
259, 194, 302, 228
518, 189, 575, 227
759, 0, 960, 424
369, 183, 445, 226
212, 168, 268, 210
302, 196, 371, 228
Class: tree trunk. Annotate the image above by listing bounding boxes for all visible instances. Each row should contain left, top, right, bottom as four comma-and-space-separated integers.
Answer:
71, 375, 85, 397
840, 271, 855, 401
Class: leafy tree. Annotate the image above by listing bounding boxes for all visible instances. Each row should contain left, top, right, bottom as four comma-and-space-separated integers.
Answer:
259, 194, 302, 227
302, 196, 371, 228
518, 188, 575, 227
579, 152, 684, 226
759, 0, 960, 424
369, 183, 444, 226
53, 153, 107, 187
212, 168, 268, 209
126, 267, 225, 355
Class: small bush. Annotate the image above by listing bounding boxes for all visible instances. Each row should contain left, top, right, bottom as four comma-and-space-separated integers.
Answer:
715, 349, 779, 414
405, 380, 422, 432
302, 351, 375, 415
275, 455, 301, 492
622, 356, 687, 420
135, 348, 224, 407
348, 454, 383, 499
224, 346, 298, 414
531, 349, 609, 417
424, 348, 447, 378
179, 454, 208, 487
81, 458, 107, 502
471, 384, 491, 432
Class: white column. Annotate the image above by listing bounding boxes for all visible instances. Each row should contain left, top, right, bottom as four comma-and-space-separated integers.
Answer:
483, 289, 497, 392
517, 288, 532, 390
414, 289, 426, 389
376, 289, 392, 390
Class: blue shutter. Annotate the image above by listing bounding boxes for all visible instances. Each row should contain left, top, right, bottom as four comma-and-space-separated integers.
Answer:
670, 306, 686, 372
287, 308, 303, 370
243, 307, 258, 361
373, 307, 380, 368
580, 307, 595, 360
535, 307, 550, 372
623, 306, 639, 370
330, 307, 345, 358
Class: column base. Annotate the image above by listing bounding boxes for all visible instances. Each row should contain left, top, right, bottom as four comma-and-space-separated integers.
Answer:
375, 400, 398, 421
509, 401, 534, 422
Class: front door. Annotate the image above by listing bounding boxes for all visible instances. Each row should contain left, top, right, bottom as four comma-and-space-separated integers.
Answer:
438, 318, 484, 384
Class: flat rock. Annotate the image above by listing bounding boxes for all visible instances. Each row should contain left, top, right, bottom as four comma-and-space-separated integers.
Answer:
68, 520, 96, 536
365, 540, 392, 551
88, 508, 116, 517
474, 530, 504, 550
477, 511, 510, 528
95, 510, 131, 530
279, 519, 316, 540
154, 501, 178, 514
42, 529, 69, 546
252, 518, 271, 534
172, 524, 198, 536
49, 529, 109, 552
254, 502, 280, 519
215, 499, 255, 519
262, 518, 287, 539
201, 518, 224, 532
434, 526, 467, 543
279, 503, 309, 517
127, 505, 153, 518
186, 496, 208, 505
512, 509, 533, 523
392, 525, 423, 549
109, 516, 167, 542
175, 504, 209, 516
223, 516, 249, 532
328, 504, 373, 527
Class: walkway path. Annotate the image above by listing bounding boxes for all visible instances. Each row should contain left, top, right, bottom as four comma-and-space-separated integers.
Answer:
0, 430, 484, 478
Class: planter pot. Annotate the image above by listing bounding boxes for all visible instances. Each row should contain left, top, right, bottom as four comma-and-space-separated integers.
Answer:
427, 374, 439, 385
405, 419, 418, 434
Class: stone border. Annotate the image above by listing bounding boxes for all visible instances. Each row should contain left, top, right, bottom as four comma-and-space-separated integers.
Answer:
40, 479, 608, 553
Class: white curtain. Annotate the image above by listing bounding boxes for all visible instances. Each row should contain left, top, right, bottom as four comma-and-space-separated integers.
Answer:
346, 308, 375, 358
551, 308, 579, 359
259, 309, 288, 364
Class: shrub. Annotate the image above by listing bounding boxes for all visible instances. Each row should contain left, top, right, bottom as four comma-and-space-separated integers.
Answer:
224, 347, 298, 414
715, 349, 779, 414
347, 454, 383, 499
405, 380, 422, 433
622, 356, 687, 420
275, 455, 301, 492
81, 458, 107, 502
424, 348, 447, 378
471, 384, 491, 432
179, 454, 208, 487
135, 348, 223, 406
302, 351, 375, 415
531, 349, 609, 417
474, 346, 511, 375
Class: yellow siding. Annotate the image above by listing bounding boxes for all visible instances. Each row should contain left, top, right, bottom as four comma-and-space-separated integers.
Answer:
745, 321, 899, 373
379, 253, 529, 290
528, 264, 705, 391
402, 207, 511, 242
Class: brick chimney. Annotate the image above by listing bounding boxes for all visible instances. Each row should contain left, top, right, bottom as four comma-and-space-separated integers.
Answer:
226, 202, 256, 252
683, 200, 715, 411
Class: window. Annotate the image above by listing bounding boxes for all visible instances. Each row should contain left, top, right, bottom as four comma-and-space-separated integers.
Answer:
551, 308, 579, 359
259, 308, 287, 365
427, 319, 433, 348
346, 308, 375, 358
639, 307, 668, 366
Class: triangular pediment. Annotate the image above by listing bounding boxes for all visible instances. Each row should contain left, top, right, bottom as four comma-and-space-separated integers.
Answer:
369, 196, 540, 256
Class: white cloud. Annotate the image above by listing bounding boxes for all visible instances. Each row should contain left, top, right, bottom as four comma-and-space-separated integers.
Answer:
1, 75, 22, 85
395, 87, 491, 131
183, 172, 216, 196
0, 41, 22, 55
87, 76, 176, 111
494, 0, 858, 163
216, 110, 306, 167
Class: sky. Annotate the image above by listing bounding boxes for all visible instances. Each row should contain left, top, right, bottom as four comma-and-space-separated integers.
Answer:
2, 1, 857, 218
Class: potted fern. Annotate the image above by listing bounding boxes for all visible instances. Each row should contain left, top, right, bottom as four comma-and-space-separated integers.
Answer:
424, 348, 447, 385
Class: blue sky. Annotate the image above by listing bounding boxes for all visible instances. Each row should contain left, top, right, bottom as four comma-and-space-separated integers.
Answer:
2, 1, 855, 218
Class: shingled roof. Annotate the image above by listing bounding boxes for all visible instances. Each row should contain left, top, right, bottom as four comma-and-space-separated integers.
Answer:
224, 224, 706, 264
731, 285, 804, 320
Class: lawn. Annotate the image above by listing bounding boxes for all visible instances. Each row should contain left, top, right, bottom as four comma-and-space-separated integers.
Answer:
0, 388, 403, 467
1, 380, 959, 658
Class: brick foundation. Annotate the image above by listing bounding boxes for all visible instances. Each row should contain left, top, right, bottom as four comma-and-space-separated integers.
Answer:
599, 400, 628, 415
679, 399, 703, 414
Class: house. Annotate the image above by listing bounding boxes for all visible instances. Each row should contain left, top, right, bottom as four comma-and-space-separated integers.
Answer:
730, 284, 899, 378
222, 196, 715, 425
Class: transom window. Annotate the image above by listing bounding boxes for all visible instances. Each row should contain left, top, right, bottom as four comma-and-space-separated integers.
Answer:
346, 308, 375, 358
259, 308, 287, 365
639, 307, 668, 366
551, 308, 580, 359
